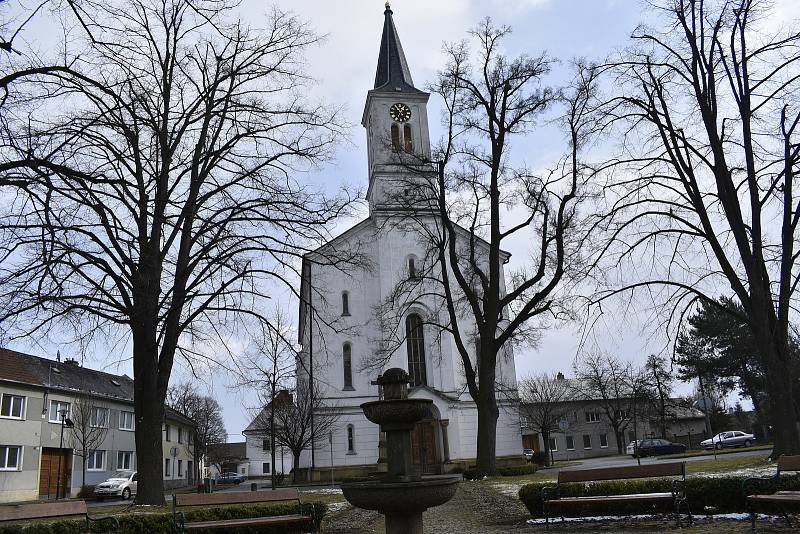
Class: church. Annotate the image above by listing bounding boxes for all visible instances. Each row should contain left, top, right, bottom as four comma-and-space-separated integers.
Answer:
296, 3, 522, 480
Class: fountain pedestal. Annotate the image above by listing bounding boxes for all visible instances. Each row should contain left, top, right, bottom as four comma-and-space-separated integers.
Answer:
340, 368, 460, 534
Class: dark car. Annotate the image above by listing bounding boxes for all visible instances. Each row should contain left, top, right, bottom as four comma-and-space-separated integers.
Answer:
632, 438, 687, 457
216, 471, 245, 484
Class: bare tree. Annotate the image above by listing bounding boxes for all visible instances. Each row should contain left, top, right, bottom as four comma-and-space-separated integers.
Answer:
645, 354, 674, 439
0, 0, 355, 502
596, 0, 800, 456
518, 373, 571, 466
166, 381, 227, 482
372, 20, 604, 475
573, 354, 639, 454
248, 378, 337, 483
236, 308, 296, 489
68, 391, 109, 488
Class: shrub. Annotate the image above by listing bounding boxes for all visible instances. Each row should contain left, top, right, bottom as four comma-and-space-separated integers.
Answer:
77, 485, 95, 499
0, 500, 328, 534
498, 464, 537, 476
531, 451, 548, 466
518, 474, 800, 518
462, 468, 483, 480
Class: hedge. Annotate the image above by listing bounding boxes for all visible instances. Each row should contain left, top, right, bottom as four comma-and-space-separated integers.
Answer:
497, 464, 537, 477
518, 474, 800, 518
0, 500, 327, 534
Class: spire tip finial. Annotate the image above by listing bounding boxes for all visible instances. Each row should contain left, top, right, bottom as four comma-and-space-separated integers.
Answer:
385, 1, 391, 11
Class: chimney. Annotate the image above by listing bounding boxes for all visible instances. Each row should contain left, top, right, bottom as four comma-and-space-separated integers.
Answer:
556, 372, 565, 381
63, 358, 79, 367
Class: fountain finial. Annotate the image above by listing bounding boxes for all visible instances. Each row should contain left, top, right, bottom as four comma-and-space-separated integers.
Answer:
376, 368, 412, 399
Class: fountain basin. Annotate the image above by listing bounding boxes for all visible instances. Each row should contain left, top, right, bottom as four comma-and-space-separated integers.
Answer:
341, 475, 460, 514
361, 398, 432, 427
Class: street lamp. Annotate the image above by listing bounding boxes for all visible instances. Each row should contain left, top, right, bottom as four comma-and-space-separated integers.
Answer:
55, 407, 74, 500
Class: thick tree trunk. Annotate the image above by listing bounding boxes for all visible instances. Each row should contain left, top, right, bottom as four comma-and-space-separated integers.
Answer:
541, 430, 551, 467
615, 431, 624, 455
292, 452, 301, 483
133, 328, 166, 505
764, 358, 800, 458
475, 392, 499, 476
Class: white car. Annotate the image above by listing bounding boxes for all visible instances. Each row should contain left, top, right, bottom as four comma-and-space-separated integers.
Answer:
700, 431, 755, 450
94, 470, 137, 500
626, 440, 641, 455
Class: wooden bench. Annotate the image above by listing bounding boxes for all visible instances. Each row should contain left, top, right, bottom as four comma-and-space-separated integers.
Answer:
743, 454, 800, 530
0, 500, 118, 532
172, 488, 316, 533
541, 462, 691, 527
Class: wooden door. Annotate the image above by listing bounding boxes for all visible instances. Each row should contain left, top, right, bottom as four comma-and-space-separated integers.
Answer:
39, 448, 71, 498
523, 434, 540, 453
411, 422, 438, 473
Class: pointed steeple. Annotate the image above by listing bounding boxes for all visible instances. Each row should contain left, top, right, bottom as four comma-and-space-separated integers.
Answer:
374, 2, 421, 93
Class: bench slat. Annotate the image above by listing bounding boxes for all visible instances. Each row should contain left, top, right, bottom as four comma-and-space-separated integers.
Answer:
183, 514, 313, 530
547, 493, 674, 506
777, 455, 800, 473
558, 463, 685, 484
747, 494, 800, 503
175, 488, 300, 507
0, 501, 88, 522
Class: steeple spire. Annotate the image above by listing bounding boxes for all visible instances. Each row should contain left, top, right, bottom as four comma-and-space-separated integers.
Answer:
373, 2, 420, 92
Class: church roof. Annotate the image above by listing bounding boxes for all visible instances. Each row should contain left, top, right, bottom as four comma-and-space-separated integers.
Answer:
373, 3, 423, 93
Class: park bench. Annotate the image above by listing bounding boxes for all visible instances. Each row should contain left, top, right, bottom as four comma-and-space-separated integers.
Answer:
172, 488, 316, 533
541, 462, 691, 527
743, 454, 800, 530
0, 499, 119, 532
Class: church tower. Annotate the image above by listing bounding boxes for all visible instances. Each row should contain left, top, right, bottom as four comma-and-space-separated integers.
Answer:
362, 3, 433, 212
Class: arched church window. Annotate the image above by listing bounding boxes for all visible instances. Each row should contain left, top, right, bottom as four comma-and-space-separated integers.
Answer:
343, 343, 353, 389
405, 313, 427, 387
408, 256, 418, 279
391, 124, 401, 150
347, 424, 356, 453
404, 124, 413, 153
341, 291, 350, 316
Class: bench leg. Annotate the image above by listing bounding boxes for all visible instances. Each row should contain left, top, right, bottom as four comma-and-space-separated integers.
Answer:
749, 504, 756, 532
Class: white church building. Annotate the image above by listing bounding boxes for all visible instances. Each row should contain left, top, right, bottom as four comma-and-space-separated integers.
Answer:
295, 4, 522, 480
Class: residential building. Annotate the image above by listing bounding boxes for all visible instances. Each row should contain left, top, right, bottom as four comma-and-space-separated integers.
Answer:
0, 348, 197, 502
242, 391, 296, 479
295, 4, 521, 481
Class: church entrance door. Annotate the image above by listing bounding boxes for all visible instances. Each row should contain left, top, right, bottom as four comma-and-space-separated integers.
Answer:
411, 421, 439, 475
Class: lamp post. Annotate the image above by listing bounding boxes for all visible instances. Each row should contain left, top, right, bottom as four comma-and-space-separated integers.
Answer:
329, 431, 334, 489
55, 407, 74, 500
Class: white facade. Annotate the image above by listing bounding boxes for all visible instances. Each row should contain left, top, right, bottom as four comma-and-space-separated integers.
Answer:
296, 6, 521, 476
243, 434, 295, 478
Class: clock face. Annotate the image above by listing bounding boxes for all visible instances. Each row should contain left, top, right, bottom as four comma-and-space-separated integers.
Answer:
389, 103, 412, 123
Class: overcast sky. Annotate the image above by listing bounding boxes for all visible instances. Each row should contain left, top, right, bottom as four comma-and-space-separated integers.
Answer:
5, 0, 799, 440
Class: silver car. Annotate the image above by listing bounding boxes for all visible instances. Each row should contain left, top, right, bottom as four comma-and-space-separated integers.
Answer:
94, 470, 137, 500
700, 431, 755, 450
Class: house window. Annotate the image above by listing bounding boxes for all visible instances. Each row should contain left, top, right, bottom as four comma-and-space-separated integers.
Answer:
404, 124, 413, 152
343, 343, 353, 390
583, 435, 592, 449
262, 439, 270, 451
628, 431, 636, 444
90, 407, 109, 428
87, 450, 105, 471
616, 409, 630, 419
391, 123, 401, 150
178, 460, 183, 477
0, 394, 25, 419
165, 458, 171, 477
405, 313, 427, 387
165, 424, 171, 442
263, 462, 270, 474
178, 427, 183, 444
599, 434, 609, 448
347, 425, 355, 454
548, 437, 558, 452
119, 410, 134, 431
565, 435, 575, 451
117, 451, 133, 470
0, 446, 22, 470
48, 400, 70, 423
584, 411, 600, 423
341, 291, 350, 316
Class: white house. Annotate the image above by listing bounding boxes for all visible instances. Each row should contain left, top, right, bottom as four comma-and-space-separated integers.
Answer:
294, 4, 522, 480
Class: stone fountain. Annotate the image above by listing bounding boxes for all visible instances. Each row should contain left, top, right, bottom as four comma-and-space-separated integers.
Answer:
340, 368, 460, 534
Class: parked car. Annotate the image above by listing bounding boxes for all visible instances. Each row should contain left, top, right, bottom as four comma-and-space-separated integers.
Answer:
700, 431, 755, 449
523, 448, 534, 462
216, 471, 246, 484
94, 470, 137, 500
629, 438, 687, 457
626, 440, 642, 456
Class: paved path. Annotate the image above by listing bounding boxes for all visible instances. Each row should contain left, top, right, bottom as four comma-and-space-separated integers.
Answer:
548, 447, 769, 471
